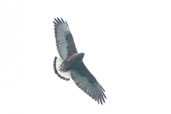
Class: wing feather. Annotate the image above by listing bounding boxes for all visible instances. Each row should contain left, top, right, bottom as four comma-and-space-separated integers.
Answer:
70, 62, 106, 104
53, 17, 77, 60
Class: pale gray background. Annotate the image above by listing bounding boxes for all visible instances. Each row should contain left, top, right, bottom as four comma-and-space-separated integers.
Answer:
0, 0, 171, 114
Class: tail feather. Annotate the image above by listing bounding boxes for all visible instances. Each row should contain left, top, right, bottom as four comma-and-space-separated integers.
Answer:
53, 56, 70, 81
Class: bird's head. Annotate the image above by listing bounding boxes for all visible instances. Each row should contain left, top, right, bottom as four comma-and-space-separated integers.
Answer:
78, 52, 85, 61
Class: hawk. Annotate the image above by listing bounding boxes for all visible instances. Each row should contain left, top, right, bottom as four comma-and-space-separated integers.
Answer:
53, 17, 106, 104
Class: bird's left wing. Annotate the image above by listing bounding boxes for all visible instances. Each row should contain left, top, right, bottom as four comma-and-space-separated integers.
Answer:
53, 18, 77, 60
70, 62, 106, 104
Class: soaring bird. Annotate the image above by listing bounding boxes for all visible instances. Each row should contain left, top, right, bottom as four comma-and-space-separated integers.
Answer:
53, 17, 106, 104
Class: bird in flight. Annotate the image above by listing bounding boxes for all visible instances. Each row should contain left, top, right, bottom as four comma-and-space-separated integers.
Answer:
53, 17, 106, 104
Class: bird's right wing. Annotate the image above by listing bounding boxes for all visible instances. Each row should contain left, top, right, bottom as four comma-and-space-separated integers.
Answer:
70, 62, 106, 104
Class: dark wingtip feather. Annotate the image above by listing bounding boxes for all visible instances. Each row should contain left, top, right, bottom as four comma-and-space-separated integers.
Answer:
61, 18, 65, 23
73, 79, 106, 105
96, 91, 106, 105
53, 21, 56, 24
53, 56, 70, 81
54, 18, 59, 23
54, 17, 68, 26
101, 95, 105, 103
102, 92, 107, 99
100, 98, 103, 105
57, 17, 62, 23
97, 99, 100, 104
65, 21, 68, 26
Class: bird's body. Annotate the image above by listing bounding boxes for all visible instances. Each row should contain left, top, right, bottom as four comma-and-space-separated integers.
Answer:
59, 53, 84, 72
53, 18, 106, 104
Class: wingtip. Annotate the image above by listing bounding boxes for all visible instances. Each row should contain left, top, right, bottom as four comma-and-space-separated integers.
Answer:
61, 17, 65, 23
57, 17, 62, 23
93, 95, 106, 105
102, 92, 107, 99
98, 96, 105, 105
73, 81, 106, 105
100, 98, 103, 105
54, 18, 59, 23
54, 17, 66, 24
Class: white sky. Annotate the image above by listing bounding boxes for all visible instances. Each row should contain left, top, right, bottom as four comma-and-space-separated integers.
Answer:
0, 0, 171, 114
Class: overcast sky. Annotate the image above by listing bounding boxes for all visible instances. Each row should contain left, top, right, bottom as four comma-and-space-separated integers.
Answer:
0, 0, 171, 114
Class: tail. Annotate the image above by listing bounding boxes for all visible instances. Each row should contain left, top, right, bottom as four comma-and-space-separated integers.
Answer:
53, 56, 70, 81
